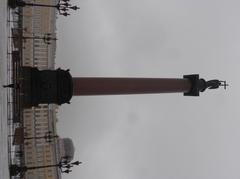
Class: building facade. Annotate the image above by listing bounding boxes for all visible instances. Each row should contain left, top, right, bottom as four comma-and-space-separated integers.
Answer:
21, 1, 61, 178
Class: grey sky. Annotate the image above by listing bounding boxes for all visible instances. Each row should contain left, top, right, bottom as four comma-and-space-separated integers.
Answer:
56, 0, 240, 179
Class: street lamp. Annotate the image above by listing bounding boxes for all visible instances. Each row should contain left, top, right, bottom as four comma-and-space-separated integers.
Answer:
42, 33, 58, 45
10, 33, 57, 45
24, 131, 59, 143
8, 0, 80, 16
9, 160, 82, 176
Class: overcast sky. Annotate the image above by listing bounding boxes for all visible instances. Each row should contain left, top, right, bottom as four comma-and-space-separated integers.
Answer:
56, 1, 240, 179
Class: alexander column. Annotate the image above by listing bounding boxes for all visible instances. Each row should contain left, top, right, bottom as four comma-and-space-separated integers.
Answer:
15, 67, 227, 108
71, 76, 226, 96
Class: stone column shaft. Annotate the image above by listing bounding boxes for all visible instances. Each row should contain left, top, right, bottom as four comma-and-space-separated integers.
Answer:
72, 77, 192, 95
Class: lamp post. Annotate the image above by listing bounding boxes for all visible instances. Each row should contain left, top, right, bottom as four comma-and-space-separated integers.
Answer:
8, 0, 80, 16
9, 160, 82, 176
24, 131, 59, 143
11, 33, 57, 45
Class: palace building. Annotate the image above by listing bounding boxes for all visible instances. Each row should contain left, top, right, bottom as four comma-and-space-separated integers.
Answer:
20, 1, 65, 178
